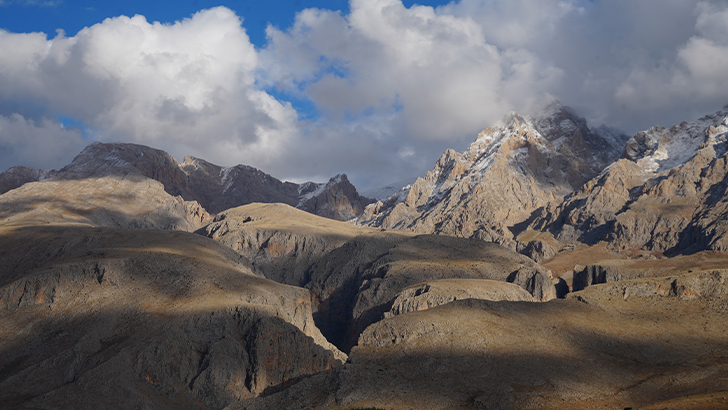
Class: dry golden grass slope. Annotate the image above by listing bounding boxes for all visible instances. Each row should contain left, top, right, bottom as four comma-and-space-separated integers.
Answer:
0, 223, 345, 410
0, 175, 210, 231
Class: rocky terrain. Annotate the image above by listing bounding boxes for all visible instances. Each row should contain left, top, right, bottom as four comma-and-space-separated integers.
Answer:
0, 223, 345, 410
0, 141, 372, 223
235, 268, 728, 410
3, 102, 728, 409
356, 101, 629, 255
533, 106, 728, 255
198, 203, 556, 352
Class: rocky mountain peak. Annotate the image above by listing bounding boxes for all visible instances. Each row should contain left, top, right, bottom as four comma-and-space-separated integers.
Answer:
357, 103, 628, 253
533, 104, 728, 255
298, 173, 374, 221
0, 141, 372, 222
0, 165, 58, 195
623, 106, 728, 174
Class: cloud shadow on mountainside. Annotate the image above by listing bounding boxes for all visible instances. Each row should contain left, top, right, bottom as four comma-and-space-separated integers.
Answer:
240, 297, 728, 409
0, 224, 343, 410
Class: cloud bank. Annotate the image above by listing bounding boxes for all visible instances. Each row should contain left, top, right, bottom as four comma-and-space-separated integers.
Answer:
1, 0, 727, 190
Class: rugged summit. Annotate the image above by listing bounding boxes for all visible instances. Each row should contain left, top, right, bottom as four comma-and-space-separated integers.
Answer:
356, 101, 629, 250
534, 105, 728, 255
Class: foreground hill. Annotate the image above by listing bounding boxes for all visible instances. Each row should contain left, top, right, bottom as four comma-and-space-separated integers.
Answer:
232, 268, 728, 410
0, 223, 344, 410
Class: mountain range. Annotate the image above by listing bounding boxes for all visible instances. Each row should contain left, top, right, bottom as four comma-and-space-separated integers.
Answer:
1, 101, 728, 409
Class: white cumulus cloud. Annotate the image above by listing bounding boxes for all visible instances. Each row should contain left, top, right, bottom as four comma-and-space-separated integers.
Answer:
0, 7, 300, 175
1, 1, 728, 191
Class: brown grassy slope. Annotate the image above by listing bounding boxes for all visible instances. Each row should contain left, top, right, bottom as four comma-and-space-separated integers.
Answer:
232, 270, 728, 410
0, 175, 210, 231
200, 203, 386, 285
203, 204, 557, 353
0, 224, 344, 410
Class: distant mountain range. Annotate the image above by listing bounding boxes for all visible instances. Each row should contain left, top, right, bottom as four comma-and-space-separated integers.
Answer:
358, 101, 728, 260
0, 141, 373, 226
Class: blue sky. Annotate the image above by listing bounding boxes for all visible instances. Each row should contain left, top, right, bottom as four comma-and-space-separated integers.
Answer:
1, 0, 727, 191
0, 0, 445, 48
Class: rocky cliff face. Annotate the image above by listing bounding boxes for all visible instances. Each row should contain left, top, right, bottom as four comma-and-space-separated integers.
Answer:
178, 156, 300, 213
198, 203, 557, 353
297, 174, 372, 221
385, 278, 536, 318
356, 101, 628, 251
534, 105, 728, 255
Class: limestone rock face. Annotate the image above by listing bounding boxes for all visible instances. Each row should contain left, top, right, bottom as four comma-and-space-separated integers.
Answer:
517, 238, 557, 262
535, 106, 728, 254
180, 156, 372, 220
297, 174, 373, 221
0, 225, 345, 410
179, 156, 300, 213
356, 101, 628, 253
571, 264, 639, 291
385, 278, 535, 318
305, 234, 556, 351
200, 203, 370, 286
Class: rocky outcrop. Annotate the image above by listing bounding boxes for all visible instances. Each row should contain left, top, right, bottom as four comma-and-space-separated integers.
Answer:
305, 234, 556, 351
385, 279, 535, 318
356, 101, 628, 254
571, 264, 639, 291
0, 165, 58, 195
517, 238, 558, 262
534, 106, 728, 254
199, 203, 368, 286
569, 269, 728, 305
297, 174, 373, 221
0, 225, 344, 410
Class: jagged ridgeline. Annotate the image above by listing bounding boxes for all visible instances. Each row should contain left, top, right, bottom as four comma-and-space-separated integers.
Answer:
0, 141, 373, 226
2, 101, 728, 409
